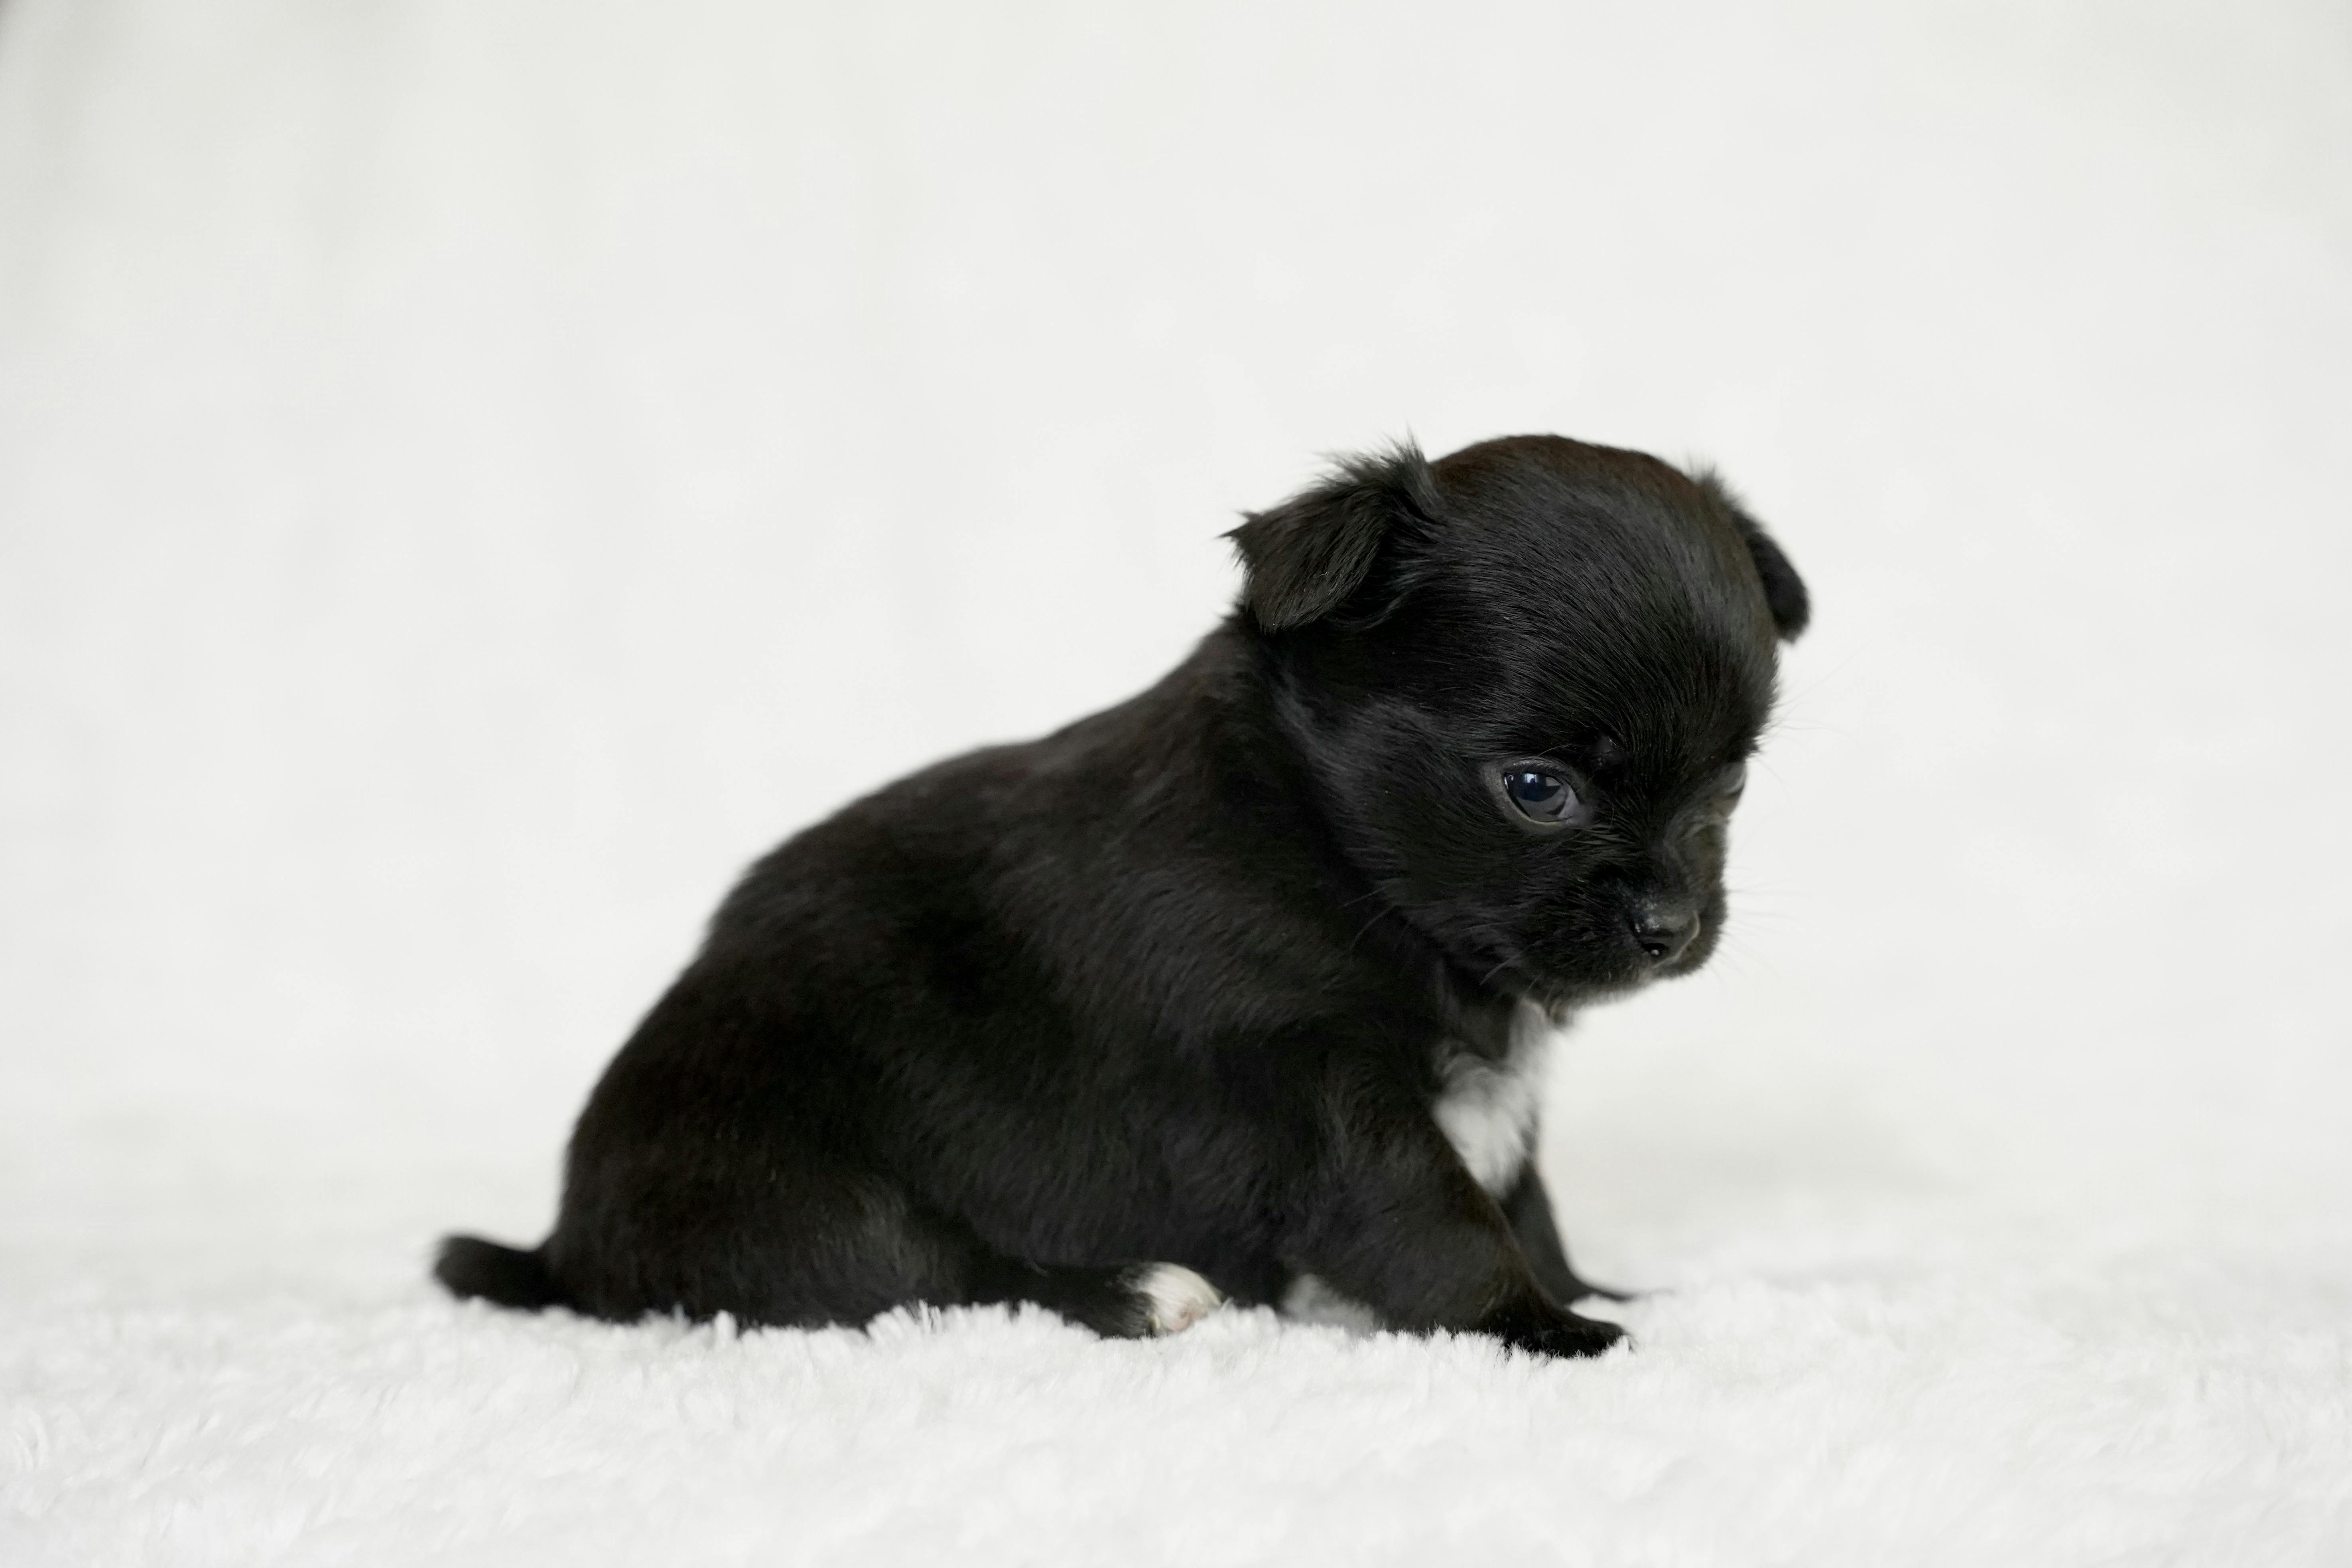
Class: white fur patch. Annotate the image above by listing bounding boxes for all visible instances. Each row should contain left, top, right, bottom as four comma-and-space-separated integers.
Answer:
1432, 1001, 1556, 1194
1134, 1264, 1223, 1334
1280, 1273, 1383, 1334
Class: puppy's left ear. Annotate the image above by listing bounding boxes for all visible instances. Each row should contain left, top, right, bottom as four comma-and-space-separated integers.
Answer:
1226, 443, 1444, 631
1697, 473, 1810, 641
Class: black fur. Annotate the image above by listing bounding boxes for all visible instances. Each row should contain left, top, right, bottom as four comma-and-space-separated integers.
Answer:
1694, 469, 1809, 639
436, 434, 1806, 1359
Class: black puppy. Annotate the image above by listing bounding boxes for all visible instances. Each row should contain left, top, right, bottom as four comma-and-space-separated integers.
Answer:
437, 434, 1807, 1359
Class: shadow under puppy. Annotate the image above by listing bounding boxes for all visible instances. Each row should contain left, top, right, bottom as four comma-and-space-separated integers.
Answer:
438, 434, 1808, 1359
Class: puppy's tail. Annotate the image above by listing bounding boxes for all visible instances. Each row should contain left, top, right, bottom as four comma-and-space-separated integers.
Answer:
434, 1234, 570, 1312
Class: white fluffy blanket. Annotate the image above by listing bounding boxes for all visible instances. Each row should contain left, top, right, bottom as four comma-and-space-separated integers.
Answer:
4, 0, 2349, 1561
7, 1106, 2347, 1566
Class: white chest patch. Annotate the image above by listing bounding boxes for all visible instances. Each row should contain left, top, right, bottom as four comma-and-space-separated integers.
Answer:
1432, 1001, 1556, 1195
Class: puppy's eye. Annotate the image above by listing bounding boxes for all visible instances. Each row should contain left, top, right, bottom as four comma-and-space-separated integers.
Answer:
1685, 762, 1748, 837
1502, 768, 1590, 827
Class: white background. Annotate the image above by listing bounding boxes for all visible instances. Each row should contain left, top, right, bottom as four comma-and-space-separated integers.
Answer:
2, 0, 2348, 1492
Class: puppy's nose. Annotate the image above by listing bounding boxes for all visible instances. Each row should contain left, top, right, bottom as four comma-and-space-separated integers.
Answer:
1627, 902, 1699, 965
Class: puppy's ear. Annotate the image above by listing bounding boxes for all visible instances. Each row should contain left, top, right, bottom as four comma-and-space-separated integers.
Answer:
1226, 443, 1444, 631
1696, 471, 1810, 641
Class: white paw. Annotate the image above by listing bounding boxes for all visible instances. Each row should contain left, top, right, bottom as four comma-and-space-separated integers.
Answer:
1134, 1263, 1223, 1334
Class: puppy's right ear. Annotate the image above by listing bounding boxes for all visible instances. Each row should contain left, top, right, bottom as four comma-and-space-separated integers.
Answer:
1226, 443, 1444, 632
1694, 470, 1810, 642
1739, 519, 1810, 641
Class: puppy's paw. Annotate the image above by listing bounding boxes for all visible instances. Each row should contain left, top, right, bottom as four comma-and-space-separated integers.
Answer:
1562, 1274, 1639, 1305
1495, 1308, 1627, 1360
1127, 1263, 1224, 1335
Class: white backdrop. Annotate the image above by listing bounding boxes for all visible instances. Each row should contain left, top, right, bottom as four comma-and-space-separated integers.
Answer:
3, 2, 2349, 1558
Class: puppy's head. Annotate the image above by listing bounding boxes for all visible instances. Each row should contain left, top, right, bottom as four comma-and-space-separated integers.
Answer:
1230, 435, 1807, 1013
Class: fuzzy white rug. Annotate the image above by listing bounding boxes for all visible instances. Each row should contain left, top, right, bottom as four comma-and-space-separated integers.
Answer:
6, 1109, 2348, 1566
6, 0, 2351, 1561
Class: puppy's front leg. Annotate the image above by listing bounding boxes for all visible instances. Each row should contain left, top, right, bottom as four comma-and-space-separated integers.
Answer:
1289, 1081, 1624, 1359
1499, 1162, 1631, 1305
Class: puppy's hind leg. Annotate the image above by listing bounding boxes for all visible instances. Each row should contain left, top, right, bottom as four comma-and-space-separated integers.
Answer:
544, 1172, 1219, 1339
963, 1251, 1225, 1338
760, 1185, 1226, 1337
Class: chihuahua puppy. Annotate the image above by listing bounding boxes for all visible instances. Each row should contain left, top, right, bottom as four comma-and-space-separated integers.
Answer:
437, 434, 1807, 1359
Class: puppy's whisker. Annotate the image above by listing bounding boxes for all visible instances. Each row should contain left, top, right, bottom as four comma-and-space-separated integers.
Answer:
1345, 905, 1395, 953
